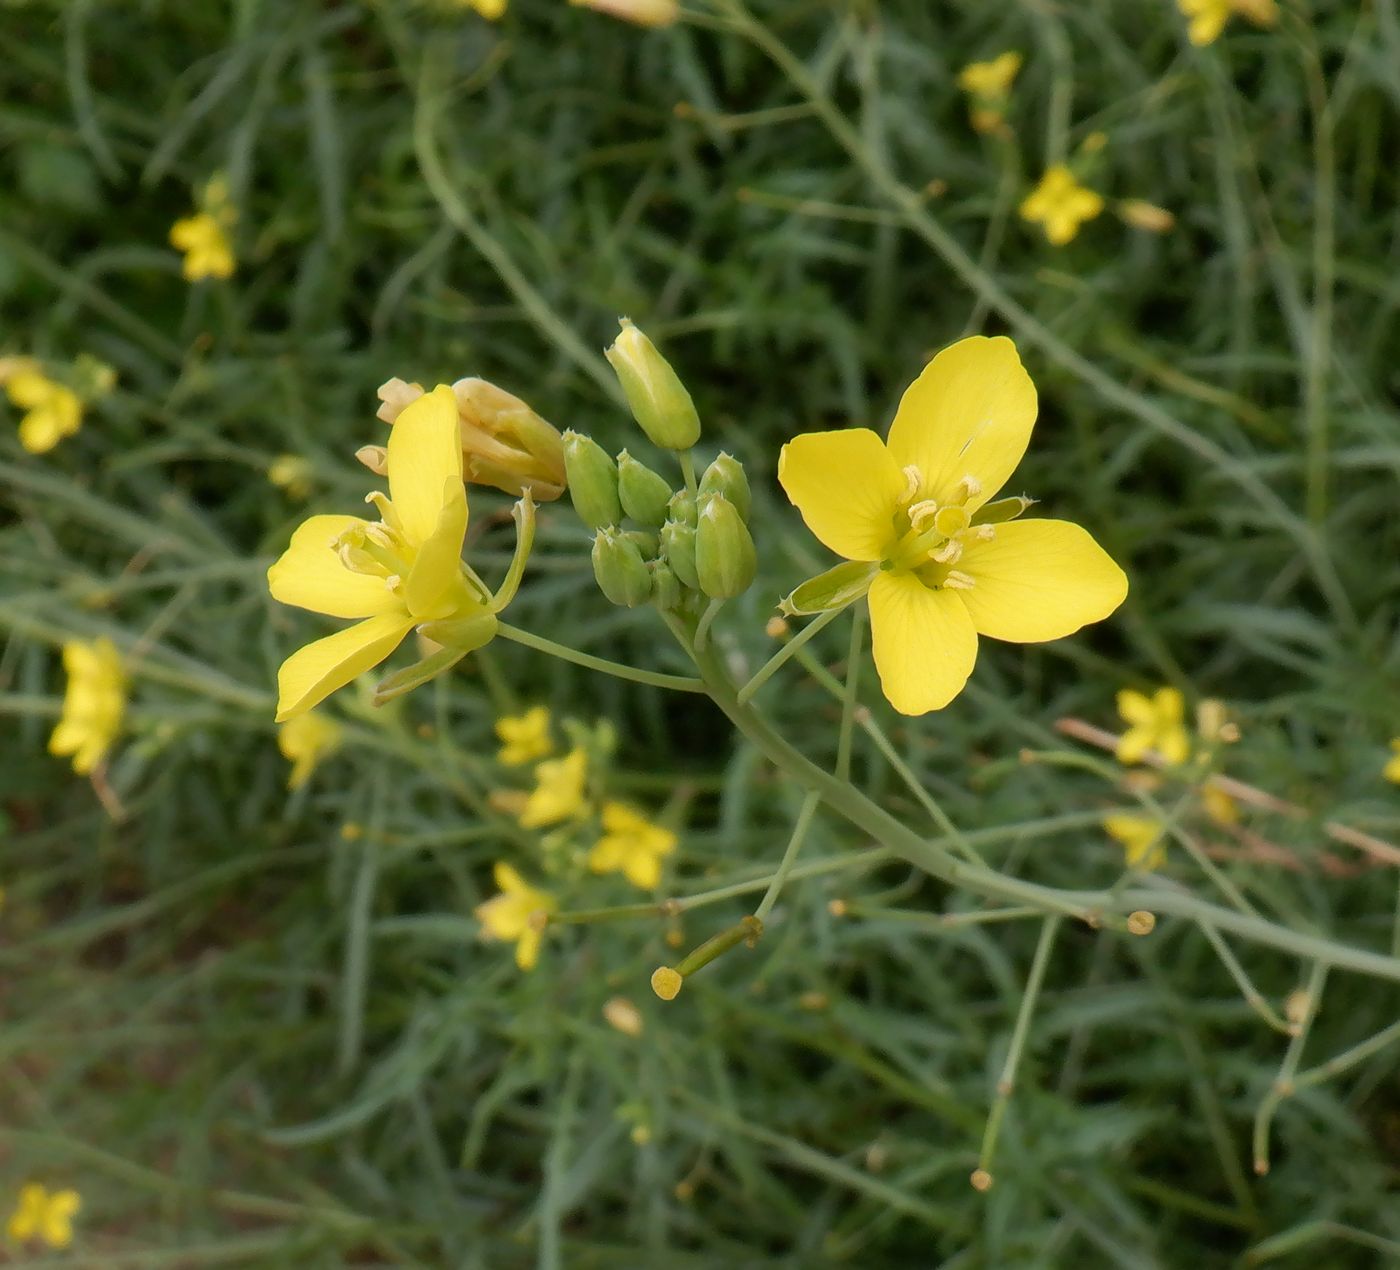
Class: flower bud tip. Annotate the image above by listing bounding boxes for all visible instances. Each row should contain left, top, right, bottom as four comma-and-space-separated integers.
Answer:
970, 1169, 994, 1192
651, 966, 683, 1000
1126, 910, 1156, 936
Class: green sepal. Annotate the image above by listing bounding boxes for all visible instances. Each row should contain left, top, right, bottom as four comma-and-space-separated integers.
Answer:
780, 560, 877, 617
415, 610, 501, 653
971, 495, 1036, 526
372, 643, 468, 706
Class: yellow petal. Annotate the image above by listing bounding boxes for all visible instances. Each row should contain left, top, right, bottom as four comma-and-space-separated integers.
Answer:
387, 385, 463, 546
268, 515, 402, 619
6, 370, 53, 409
1116, 689, 1156, 726
1115, 725, 1154, 765
516, 925, 542, 970
885, 336, 1037, 510
404, 479, 469, 619
957, 519, 1127, 643
19, 409, 64, 454
494, 860, 527, 894
1153, 687, 1185, 725
868, 570, 978, 715
624, 851, 662, 890
274, 612, 414, 722
777, 428, 904, 562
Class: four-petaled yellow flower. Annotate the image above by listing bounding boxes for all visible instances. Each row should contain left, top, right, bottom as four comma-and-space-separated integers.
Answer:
278, 710, 343, 790
268, 386, 493, 721
588, 802, 677, 890
957, 52, 1022, 133
6, 364, 83, 455
779, 336, 1127, 715
7, 1183, 81, 1250
1104, 814, 1167, 871
169, 176, 236, 281
475, 862, 556, 970
519, 746, 589, 828
1385, 740, 1400, 785
1178, 0, 1277, 47
1116, 687, 1191, 766
50, 638, 126, 775
496, 705, 553, 766
1019, 166, 1104, 245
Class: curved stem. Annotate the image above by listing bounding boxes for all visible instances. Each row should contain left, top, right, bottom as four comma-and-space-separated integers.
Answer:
736, 604, 846, 704
495, 622, 705, 693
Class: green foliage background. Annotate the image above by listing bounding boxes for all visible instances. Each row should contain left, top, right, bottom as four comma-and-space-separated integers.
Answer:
2, 0, 1399, 1265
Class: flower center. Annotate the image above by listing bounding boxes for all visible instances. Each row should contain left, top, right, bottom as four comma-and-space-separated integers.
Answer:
334, 520, 412, 591
885, 469, 992, 586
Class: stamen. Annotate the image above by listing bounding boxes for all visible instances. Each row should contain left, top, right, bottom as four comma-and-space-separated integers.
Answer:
384, 574, 402, 592
908, 498, 939, 530
954, 474, 982, 502
901, 465, 923, 503
975, 524, 996, 541
942, 570, 976, 590
364, 490, 401, 533
929, 539, 963, 565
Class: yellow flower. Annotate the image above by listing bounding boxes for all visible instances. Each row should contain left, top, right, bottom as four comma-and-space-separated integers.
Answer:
1020, 166, 1104, 245
519, 746, 589, 828
778, 336, 1127, 715
1103, 814, 1166, 871
1179, 0, 1277, 46
50, 638, 126, 775
268, 454, 314, 499
278, 711, 343, 790
1115, 687, 1191, 766
6, 367, 83, 455
7, 1183, 81, 1249
268, 386, 499, 721
1201, 783, 1239, 827
456, 0, 507, 16
957, 52, 1021, 132
170, 175, 236, 281
475, 862, 556, 970
1385, 740, 1400, 784
568, 0, 680, 26
495, 705, 553, 766
588, 801, 677, 890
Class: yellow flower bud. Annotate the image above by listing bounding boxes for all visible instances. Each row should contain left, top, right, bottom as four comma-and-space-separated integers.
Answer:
1118, 199, 1176, 233
564, 431, 623, 529
604, 317, 701, 450
695, 493, 756, 600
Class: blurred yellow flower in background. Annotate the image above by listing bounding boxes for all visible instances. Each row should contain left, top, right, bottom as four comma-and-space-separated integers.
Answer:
4, 363, 82, 455
496, 705, 553, 766
7, 1183, 81, 1249
454, 0, 506, 17
50, 638, 126, 775
1104, 814, 1167, 871
268, 454, 314, 499
475, 862, 556, 969
1116, 687, 1191, 766
957, 51, 1022, 134
588, 802, 676, 889
1385, 740, 1400, 784
278, 711, 343, 789
170, 175, 236, 281
519, 746, 589, 827
1179, 0, 1277, 46
569, 0, 679, 27
779, 336, 1127, 715
1020, 166, 1104, 245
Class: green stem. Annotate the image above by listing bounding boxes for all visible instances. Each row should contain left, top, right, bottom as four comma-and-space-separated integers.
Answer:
495, 622, 705, 693
679, 449, 699, 501
1199, 923, 1292, 1035
1294, 1017, 1400, 1092
979, 915, 1062, 1180
754, 791, 821, 923
1252, 960, 1328, 1175
835, 605, 865, 781
736, 604, 847, 705
693, 596, 724, 651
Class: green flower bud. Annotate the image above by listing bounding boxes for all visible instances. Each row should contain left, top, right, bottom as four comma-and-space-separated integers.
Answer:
604, 317, 701, 451
695, 494, 756, 600
616, 450, 673, 528
698, 452, 751, 521
564, 431, 622, 529
623, 528, 660, 559
651, 559, 681, 611
971, 495, 1036, 525
592, 528, 653, 607
660, 519, 699, 590
668, 489, 698, 528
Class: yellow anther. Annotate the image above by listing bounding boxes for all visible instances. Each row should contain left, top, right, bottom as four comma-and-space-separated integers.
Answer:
974, 524, 996, 541
929, 539, 963, 565
384, 574, 402, 591
942, 570, 975, 590
908, 498, 940, 529
955, 474, 982, 502
933, 506, 969, 537
901, 465, 923, 502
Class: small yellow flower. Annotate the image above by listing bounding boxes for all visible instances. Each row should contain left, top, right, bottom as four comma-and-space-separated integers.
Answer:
588, 801, 677, 890
1179, 0, 1277, 46
268, 386, 499, 721
50, 638, 126, 775
495, 705, 554, 766
454, 0, 507, 17
268, 454, 314, 499
1104, 814, 1166, 871
519, 746, 589, 828
1385, 740, 1400, 784
779, 336, 1127, 715
957, 52, 1022, 133
568, 0, 680, 27
475, 862, 556, 970
6, 367, 83, 455
7, 1183, 81, 1249
277, 710, 343, 790
1116, 687, 1191, 766
170, 175, 236, 281
1201, 783, 1239, 827
1020, 165, 1104, 245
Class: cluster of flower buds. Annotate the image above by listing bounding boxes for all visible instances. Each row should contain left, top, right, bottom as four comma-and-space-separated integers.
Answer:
569, 320, 757, 613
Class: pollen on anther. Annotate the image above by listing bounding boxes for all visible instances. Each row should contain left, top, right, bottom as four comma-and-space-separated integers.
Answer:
942, 570, 975, 590
908, 498, 939, 529
929, 539, 962, 565
956, 474, 982, 501
384, 574, 401, 590
901, 465, 923, 502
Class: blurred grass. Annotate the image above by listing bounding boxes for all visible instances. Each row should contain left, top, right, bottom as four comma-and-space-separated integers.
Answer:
2, 0, 1399, 1265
